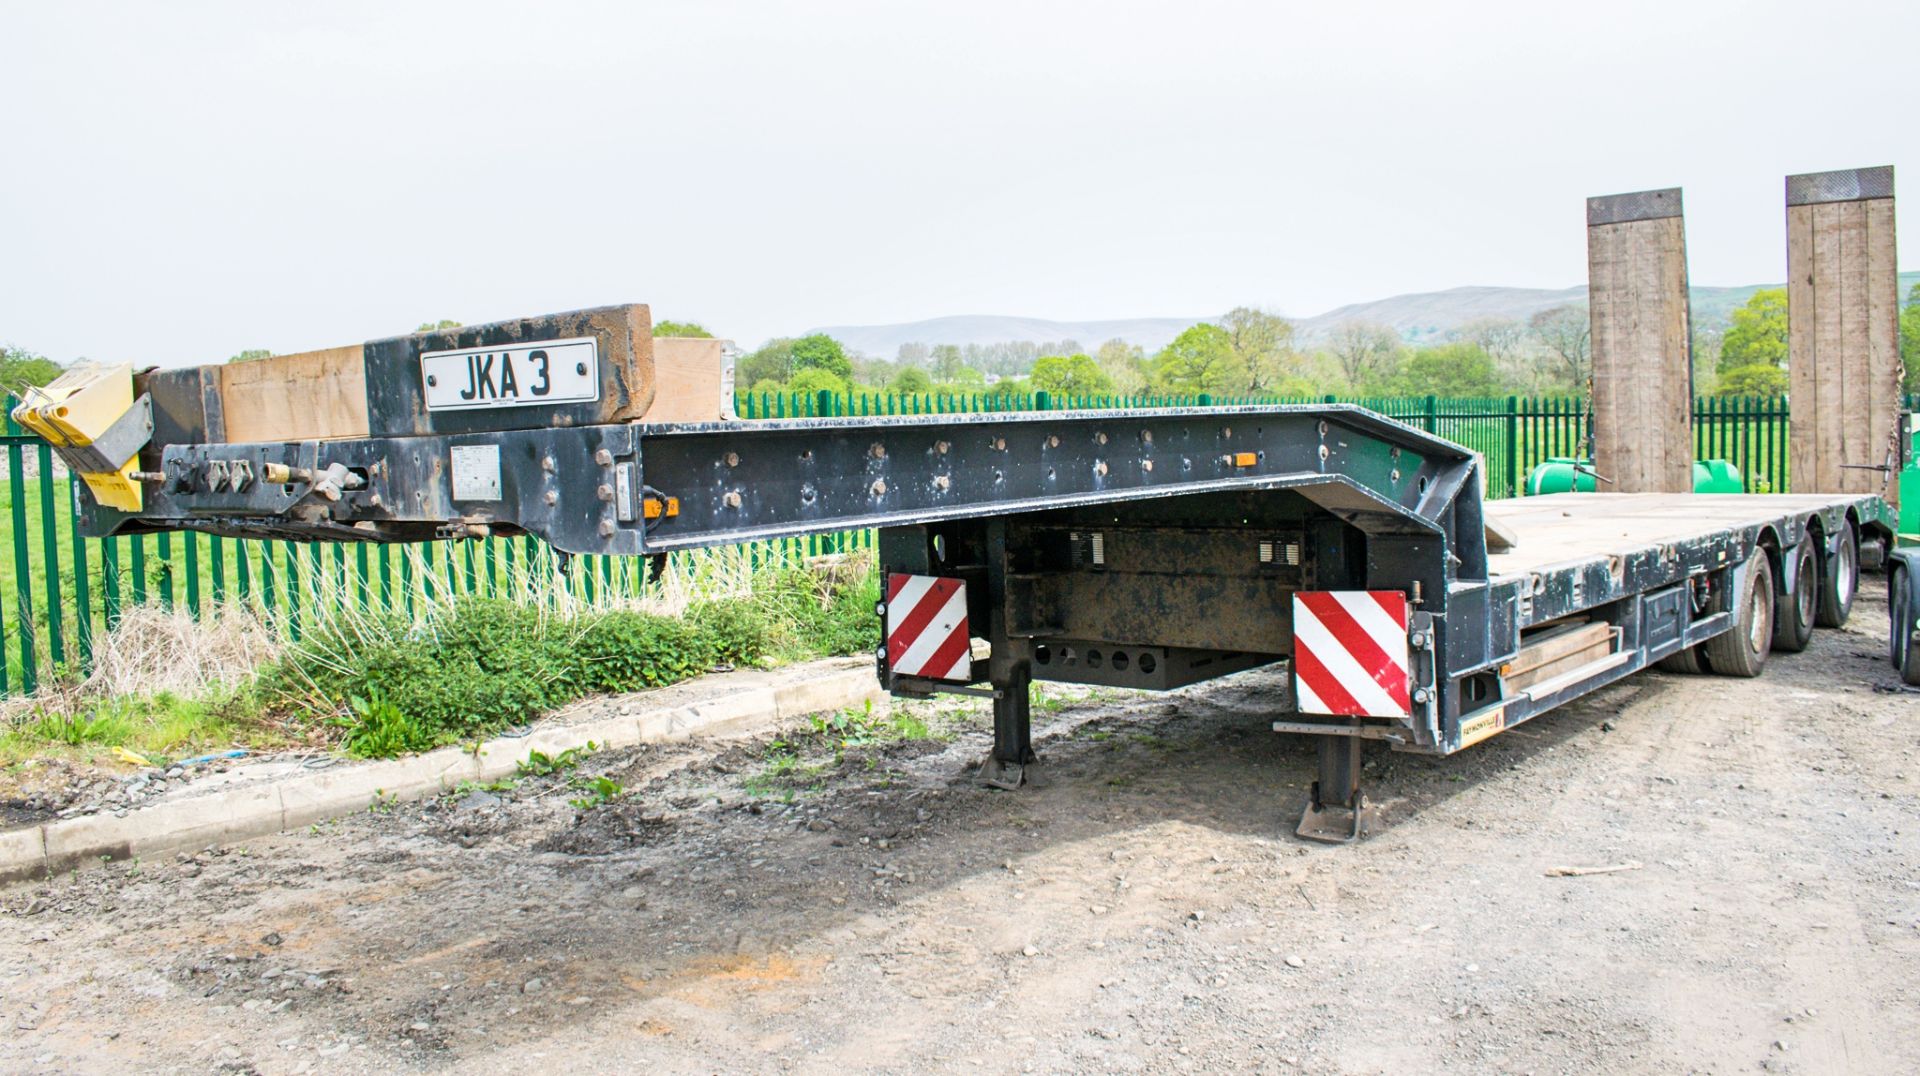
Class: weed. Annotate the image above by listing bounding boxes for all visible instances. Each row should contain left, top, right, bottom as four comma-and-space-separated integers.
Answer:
450, 777, 517, 796
518, 743, 595, 778
335, 693, 436, 759
807, 700, 938, 749
568, 775, 624, 810
368, 789, 398, 813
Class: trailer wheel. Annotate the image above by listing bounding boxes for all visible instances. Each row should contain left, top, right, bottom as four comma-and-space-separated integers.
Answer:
1893, 562, 1920, 687
1771, 541, 1816, 653
1705, 549, 1773, 677
1815, 526, 1857, 629
1656, 646, 1708, 674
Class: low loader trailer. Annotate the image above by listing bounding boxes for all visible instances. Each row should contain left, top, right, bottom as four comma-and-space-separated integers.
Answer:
17, 306, 1909, 840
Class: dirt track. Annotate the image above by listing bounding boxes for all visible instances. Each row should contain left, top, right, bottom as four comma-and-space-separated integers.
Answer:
3, 592, 1917, 1075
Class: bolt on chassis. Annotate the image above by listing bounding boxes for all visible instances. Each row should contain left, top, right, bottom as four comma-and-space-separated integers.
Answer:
17, 305, 1899, 841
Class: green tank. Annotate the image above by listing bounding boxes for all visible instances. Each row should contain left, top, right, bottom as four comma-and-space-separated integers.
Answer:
1900, 414, 1918, 546
1523, 457, 1744, 495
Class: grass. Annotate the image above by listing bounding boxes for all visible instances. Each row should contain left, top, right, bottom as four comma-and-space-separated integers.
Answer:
0, 686, 282, 768
0, 544, 884, 767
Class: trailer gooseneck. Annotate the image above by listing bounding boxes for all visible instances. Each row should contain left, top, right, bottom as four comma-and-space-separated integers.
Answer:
17, 306, 1903, 841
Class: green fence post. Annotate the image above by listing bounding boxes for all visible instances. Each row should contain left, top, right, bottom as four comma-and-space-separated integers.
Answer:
256, 543, 275, 621
282, 542, 301, 641
8, 439, 39, 692
209, 535, 226, 604
102, 536, 122, 629
184, 532, 200, 617
377, 544, 392, 609
35, 444, 65, 669
1505, 395, 1519, 498
4, 438, 33, 687
156, 532, 174, 611
68, 488, 92, 669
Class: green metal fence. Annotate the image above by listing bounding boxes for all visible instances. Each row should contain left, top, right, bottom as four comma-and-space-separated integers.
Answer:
1, 390, 1909, 696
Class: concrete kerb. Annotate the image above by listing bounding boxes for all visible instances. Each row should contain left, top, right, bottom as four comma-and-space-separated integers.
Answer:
3, 661, 883, 885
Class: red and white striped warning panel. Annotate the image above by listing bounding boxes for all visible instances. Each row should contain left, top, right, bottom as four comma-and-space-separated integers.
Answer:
1292, 590, 1412, 718
885, 573, 972, 682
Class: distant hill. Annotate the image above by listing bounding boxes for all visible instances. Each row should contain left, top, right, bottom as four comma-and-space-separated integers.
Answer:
808, 314, 1204, 358
809, 273, 1919, 356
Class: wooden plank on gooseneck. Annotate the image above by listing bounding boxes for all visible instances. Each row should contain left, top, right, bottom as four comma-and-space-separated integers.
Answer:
220, 345, 369, 443
1586, 188, 1694, 493
1787, 166, 1900, 504
145, 303, 681, 445
647, 337, 730, 424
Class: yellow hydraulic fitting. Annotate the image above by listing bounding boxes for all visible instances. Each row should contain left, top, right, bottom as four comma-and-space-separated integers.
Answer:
9, 365, 153, 512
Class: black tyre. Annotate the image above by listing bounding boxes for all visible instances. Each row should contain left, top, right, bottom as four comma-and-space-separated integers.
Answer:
1705, 549, 1773, 678
1656, 646, 1708, 674
1771, 541, 1816, 653
1815, 526, 1857, 629
1894, 563, 1920, 687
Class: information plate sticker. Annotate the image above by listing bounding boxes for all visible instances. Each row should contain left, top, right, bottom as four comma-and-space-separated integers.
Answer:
450, 444, 502, 501
421, 337, 600, 411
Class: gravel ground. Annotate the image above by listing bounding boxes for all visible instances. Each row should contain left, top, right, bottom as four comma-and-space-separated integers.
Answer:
2, 592, 1916, 1075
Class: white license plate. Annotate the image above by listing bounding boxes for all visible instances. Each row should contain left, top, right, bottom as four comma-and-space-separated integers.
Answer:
420, 337, 600, 411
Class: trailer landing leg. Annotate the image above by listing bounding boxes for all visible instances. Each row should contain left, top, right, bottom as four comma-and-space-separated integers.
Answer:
980, 662, 1034, 790
1297, 732, 1373, 843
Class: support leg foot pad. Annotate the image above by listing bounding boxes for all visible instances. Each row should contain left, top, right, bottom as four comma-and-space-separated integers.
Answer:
978, 753, 1028, 791
1296, 797, 1375, 843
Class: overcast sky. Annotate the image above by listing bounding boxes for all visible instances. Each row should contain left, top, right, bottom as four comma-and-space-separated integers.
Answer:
2, 0, 1913, 367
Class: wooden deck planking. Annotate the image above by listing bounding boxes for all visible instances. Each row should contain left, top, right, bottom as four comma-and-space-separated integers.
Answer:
1482, 492, 1858, 580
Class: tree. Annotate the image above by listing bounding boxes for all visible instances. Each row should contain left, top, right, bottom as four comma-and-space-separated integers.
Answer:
653, 320, 712, 338
789, 334, 851, 381
1388, 343, 1499, 397
943, 365, 986, 390
1327, 321, 1401, 389
929, 344, 966, 382
786, 367, 846, 397
1456, 317, 1526, 368
895, 342, 930, 368
415, 319, 461, 332
1718, 288, 1788, 371
1528, 304, 1590, 389
889, 366, 933, 393
0, 347, 62, 395
1900, 282, 1920, 392
739, 338, 796, 386
226, 348, 274, 364
1151, 324, 1245, 395
1222, 307, 1299, 394
1094, 339, 1148, 396
848, 354, 892, 388
1717, 364, 1787, 396
1030, 354, 1114, 396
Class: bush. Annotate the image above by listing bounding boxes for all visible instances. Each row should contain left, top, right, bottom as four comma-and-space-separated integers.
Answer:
685, 598, 777, 666
575, 610, 709, 693
1716, 363, 1786, 396
263, 561, 883, 758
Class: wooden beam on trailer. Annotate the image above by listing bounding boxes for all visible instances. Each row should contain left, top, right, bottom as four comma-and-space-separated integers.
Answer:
141, 303, 747, 449
1786, 165, 1901, 504
1586, 188, 1694, 494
